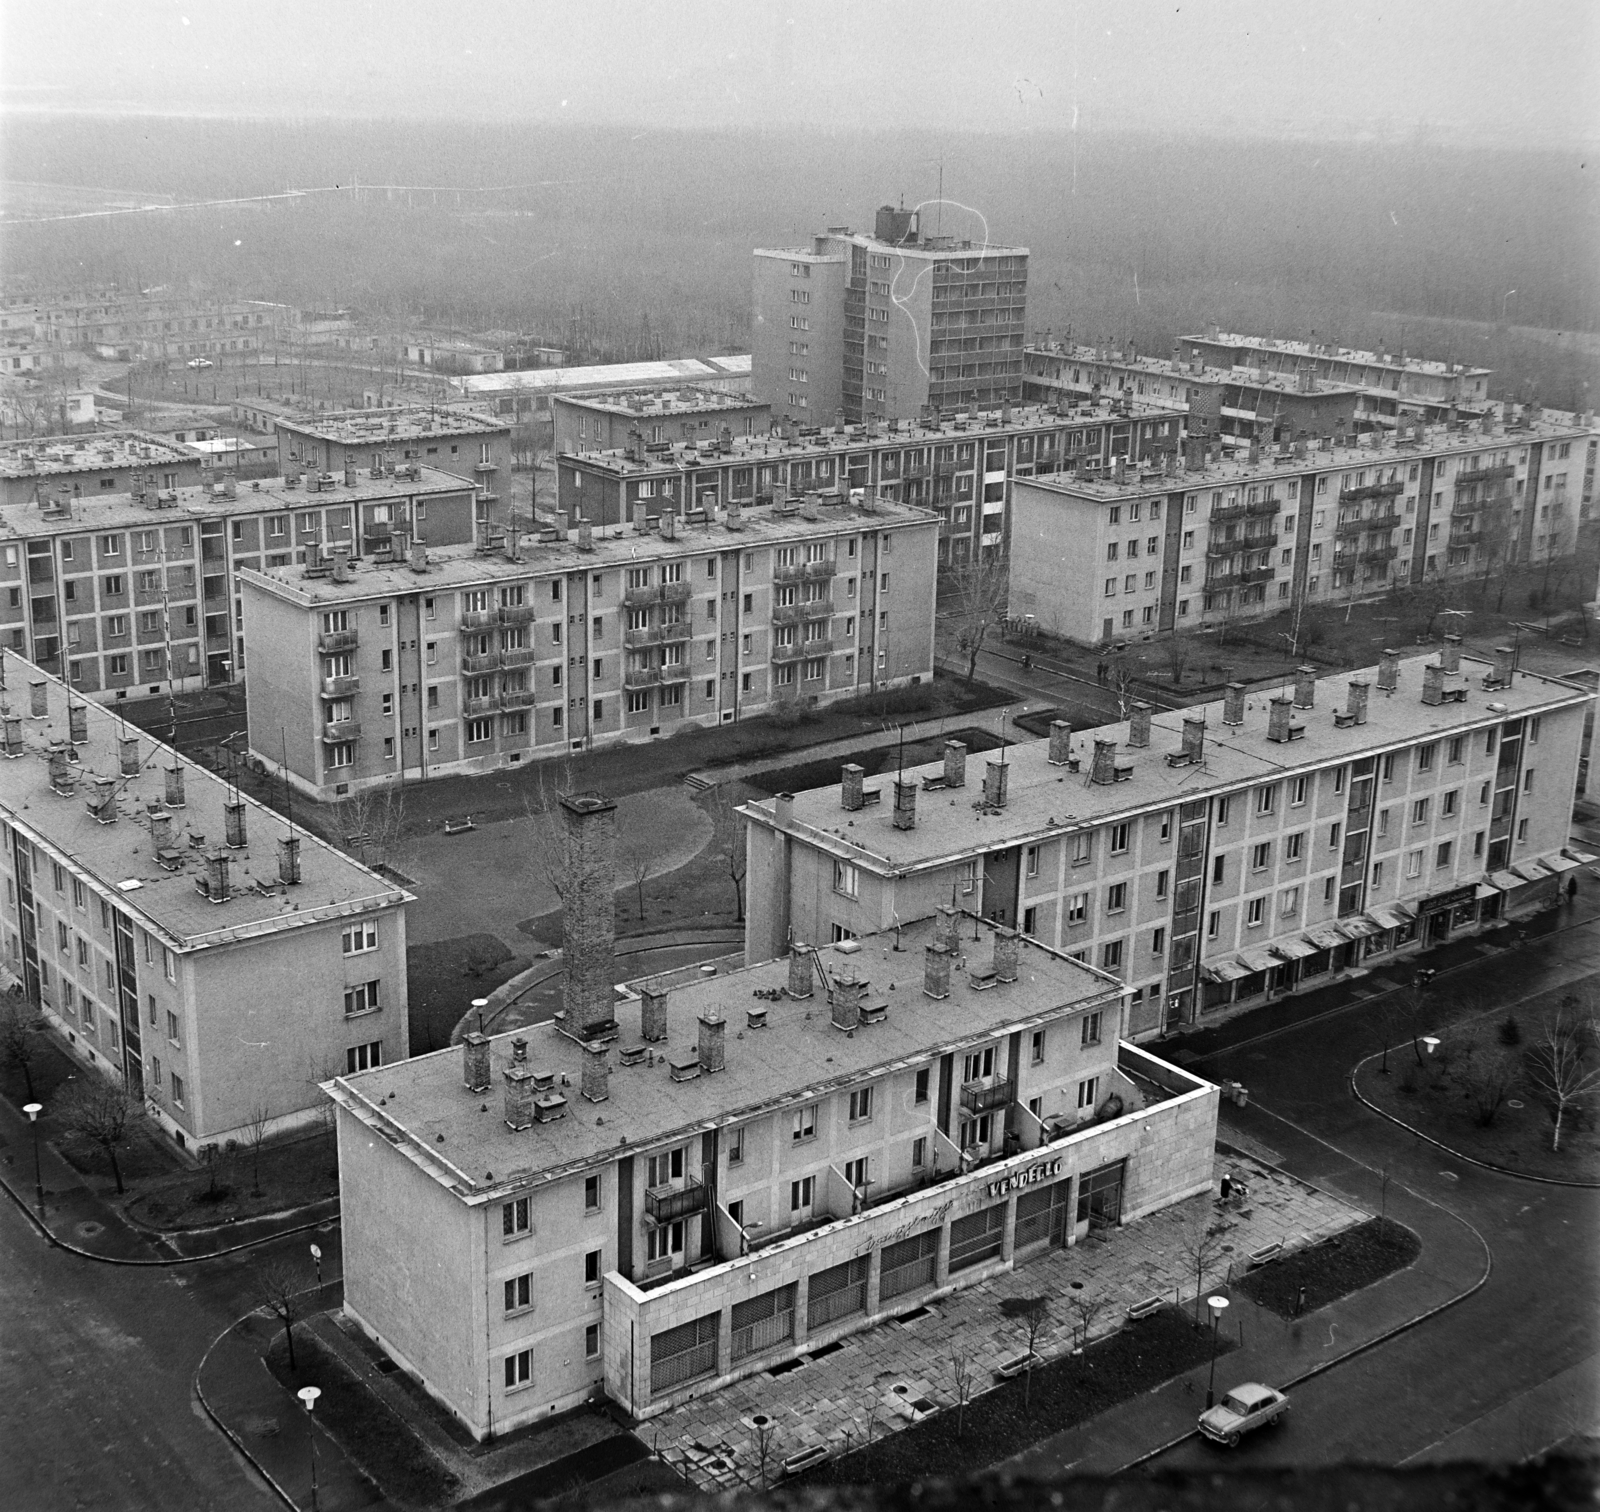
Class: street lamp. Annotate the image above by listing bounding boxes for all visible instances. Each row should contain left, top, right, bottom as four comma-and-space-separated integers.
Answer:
1501, 289, 1517, 323
309, 1242, 323, 1293
1205, 1294, 1230, 1408
297, 1386, 322, 1512
22, 1102, 44, 1218
1422, 1036, 1441, 1056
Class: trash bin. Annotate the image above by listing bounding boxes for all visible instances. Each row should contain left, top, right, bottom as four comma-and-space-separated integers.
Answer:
1234, 1085, 1250, 1108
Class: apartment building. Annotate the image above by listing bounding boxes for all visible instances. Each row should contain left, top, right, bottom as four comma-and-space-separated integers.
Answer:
0, 648, 411, 1147
1024, 342, 1366, 446
32, 294, 292, 363
1007, 404, 1595, 647
239, 493, 938, 800
744, 651, 1592, 1041
1178, 328, 1492, 429
559, 397, 1184, 567
1, 467, 478, 696
552, 387, 771, 457
753, 206, 1029, 427
327, 790, 1217, 1437
449, 355, 753, 426
0, 431, 206, 508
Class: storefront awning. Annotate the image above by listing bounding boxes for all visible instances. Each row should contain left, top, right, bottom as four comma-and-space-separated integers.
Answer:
1563, 847, 1598, 866
1237, 946, 1282, 973
1474, 883, 1500, 901
1541, 853, 1581, 874
1367, 904, 1413, 930
1339, 916, 1382, 939
1304, 923, 1348, 950
1488, 871, 1524, 892
1510, 860, 1553, 883
1270, 935, 1318, 960
1200, 956, 1252, 983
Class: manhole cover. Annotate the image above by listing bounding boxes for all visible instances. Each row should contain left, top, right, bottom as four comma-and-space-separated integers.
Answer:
239, 1415, 280, 1437
75, 1221, 104, 1239
1508, 1099, 1525, 1109
1069, 1280, 1084, 1290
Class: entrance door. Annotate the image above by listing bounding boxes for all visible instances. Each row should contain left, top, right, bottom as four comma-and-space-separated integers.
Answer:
1014, 1177, 1073, 1250
1427, 910, 1450, 943
1076, 1160, 1126, 1233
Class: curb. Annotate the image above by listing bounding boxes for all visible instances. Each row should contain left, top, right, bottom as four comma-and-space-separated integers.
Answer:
194, 1311, 300, 1512
121, 1195, 341, 1242
1347, 1052, 1600, 1190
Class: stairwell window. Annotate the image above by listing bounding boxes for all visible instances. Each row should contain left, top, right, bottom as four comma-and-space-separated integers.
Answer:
833, 860, 859, 898
344, 980, 380, 1017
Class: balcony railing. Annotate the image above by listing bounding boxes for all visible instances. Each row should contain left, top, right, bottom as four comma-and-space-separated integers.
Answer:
661, 581, 692, 604
657, 618, 692, 644
1455, 463, 1514, 486
1360, 545, 1400, 565
317, 629, 358, 653
772, 603, 802, 625
500, 690, 536, 710
463, 695, 499, 717
460, 609, 498, 630
1207, 533, 1277, 558
1209, 498, 1281, 522
1449, 529, 1484, 547
461, 651, 500, 675
803, 559, 836, 579
499, 604, 536, 626
624, 665, 661, 689
623, 584, 660, 608
321, 721, 360, 743
499, 647, 537, 668
473, 460, 497, 473
771, 641, 806, 663
773, 562, 806, 584
644, 1178, 708, 1224
657, 660, 690, 684
321, 675, 360, 698
1339, 479, 1403, 502
960, 1078, 1015, 1115
798, 597, 834, 619
623, 625, 663, 649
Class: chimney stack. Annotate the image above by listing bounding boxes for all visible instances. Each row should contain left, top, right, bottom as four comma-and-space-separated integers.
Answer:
1267, 695, 1302, 743
151, 811, 172, 851
1347, 678, 1370, 724
1222, 682, 1246, 725
993, 929, 1020, 982
640, 982, 668, 1041
942, 740, 966, 788
118, 735, 140, 776
224, 799, 247, 849
1293, 665, 1316, 709
560, 793, 619, 1040
165, 764, 186, 808
923, 942, 951, 999
47, 742, 73, 793
1377, 649, 1399, 692
206, 851, 230, 901
29, 680, 47, 719
892, 778, 916, 831
841, 763, 865, 810
89, 776, 117, 824
1491, 645, 1514, 687
1422, 663, 1445, 706
830, 969, 864, 1032
787, 944, 813, 999
983, 759, 1009, 808
1128, 702, 1152, 748
935, 903, 959, 953
1, 714, 20, 757
68, 704, 88, 745
276, 835, 301, 884
462, 1032, 491, 1092
1182, 713, 1206, 763
1441, 635, 1462, 674
1091, 737, 1117, 785
697, 1012, 726, 1073
503, 1064, 535, 1130
1048, 720, 1072, 765
581, 1041, 611, 1101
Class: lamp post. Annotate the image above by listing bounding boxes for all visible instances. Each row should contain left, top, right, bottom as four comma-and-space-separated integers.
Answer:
1205, 1294, 1230, 1409
22, 1102, 45, 1218
309, 1242, 323, 1294
1501, 289, 1517, 324
297, 1386, 321, 1512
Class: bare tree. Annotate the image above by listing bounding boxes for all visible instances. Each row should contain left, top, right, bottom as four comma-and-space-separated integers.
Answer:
621, 842, 654, 925
1400, 969, 1438, 1068
1106, 650, 1141, 718
947, 1346, 976, 1440
1068, 1291, 1106, 1352
1522, 1001, 1600, 1153
999, 1294, 1052, 1408
259, 1258, 307, 1372
1161, 635, 1191, 686
1460, 1033, 1519, 1128
1178, 1213, 1230, 1323
707, 787, 747, 923
0, 996, 46, 1100
55, 1077, 139, 1194
334, 786, 406, 869
242, 1101, 272, 1195
752, 1414, 776, 1490
942, 555, 1009, 683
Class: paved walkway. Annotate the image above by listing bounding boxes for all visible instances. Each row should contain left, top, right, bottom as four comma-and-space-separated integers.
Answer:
646, 1152, 1363, 1493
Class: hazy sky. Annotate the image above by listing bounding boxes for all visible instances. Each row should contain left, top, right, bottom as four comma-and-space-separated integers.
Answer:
3, 0, 1596, 147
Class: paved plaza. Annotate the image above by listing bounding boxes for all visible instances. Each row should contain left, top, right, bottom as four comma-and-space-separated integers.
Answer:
650, 1150, 1365, 1491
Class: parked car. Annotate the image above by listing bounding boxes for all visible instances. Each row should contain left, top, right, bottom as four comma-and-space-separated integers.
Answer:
1198, 1382, 1289, 1446
186, 358, 214, 369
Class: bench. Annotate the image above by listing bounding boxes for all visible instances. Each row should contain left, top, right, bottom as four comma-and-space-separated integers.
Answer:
442, 815, 476, 835
782, 1446, 829, 1477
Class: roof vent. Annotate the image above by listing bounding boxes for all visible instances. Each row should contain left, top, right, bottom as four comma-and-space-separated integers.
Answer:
224, 799, 247, 849
118, 735, 140, 776
580, 1042, 610, 1102
892, 778, 916, 831
1, 713, 21, 759
787, 945, 814, 999
746, 1005, 768, 1029
639, 983, 668, 1042
29, 680, 47, 719
830, 968, 865, 1032
1484, 645, 1514, 690
923, 942, 951, 999
196, 851, 231, 903
503, 1064, 535, 1129
697, 1011, 726, 1073
942, 740, 966, 789
667, 1049, 702, 1082
165, 764, 186, 809
87, 777, 118, 824
1127, 702, 1152, 749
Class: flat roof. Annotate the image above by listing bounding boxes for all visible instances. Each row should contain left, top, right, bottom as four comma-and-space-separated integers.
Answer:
0, 430, 197, 479
274, 407, 510, 443
325, 915, 1122, 1200
0, 648, 411, 950
0, 466, 475, 539
561, 397, 1186, 478
743, 653, 1593, 874
1026, 344, 1366, 399
451, 356, 751, 397
1183, 332, 1491, 381
240, 495, 934, 605
555, 386, 768, 420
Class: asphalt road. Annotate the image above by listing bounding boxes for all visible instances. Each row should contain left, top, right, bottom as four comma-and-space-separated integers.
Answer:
1140, 913, 1600, 1470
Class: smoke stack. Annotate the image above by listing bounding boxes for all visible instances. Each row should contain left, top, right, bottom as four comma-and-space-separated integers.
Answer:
1181, 714, 1206, 763
632, 502, 648, 533
830, 968, 864, 1032
462, 1032, 491, 1092
1377, 649, 1399, 693
892, 779, 916, 831
993, 929, 1020, 983
1222, 682, 1246, 725
118, 735, 140, 776
1347, 679, 1370, 724
165, 764, 186, 808
923, 943, 951, 999
224, 799, 246, 849
841, 763, 864, 810
640, 982, 668, 1041
1091, 737, 1117, 785
29, 681, 46, 719
697, 1012, 726, 1073
1048, 720, 1072, 765
1441, 635, 1462, 674
1128, 702, 1152, 748
787, 944, 814, 999
560, 793, 618, 1040
983, 759, 1009, 808
580, 1041, 611, 1102
277, 834, 301, 884
68, 705, 88, 745
942, 740, 966, 788
503, 1064, 535, 1130
1293, 665, 1316, 709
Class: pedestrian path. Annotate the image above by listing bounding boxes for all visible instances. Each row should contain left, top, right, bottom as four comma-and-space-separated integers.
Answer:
647, 1151, 1362, 1492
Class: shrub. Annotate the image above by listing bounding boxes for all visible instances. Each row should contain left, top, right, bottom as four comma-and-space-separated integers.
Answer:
1499, 1014, 1522, 1047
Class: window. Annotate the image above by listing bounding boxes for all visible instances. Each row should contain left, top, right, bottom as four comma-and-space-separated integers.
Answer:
1106, 882, 1127, 913
1066, 891, 1088, 925
1251, 842, 1271, 872
1381, 753, 1395, 782
1215, 796, 1231, 826
1151, 926, 1166, 954
585, 1324, 600, 1359
1212, 855, 1226, 885
1405, 849, 1422, 879
912, 1136, 927, 1168
914, 1068, 930, 1104
341, 921, 377, 955
1436, 840, 1454, 868
1109, 823, 1130, 855
963, 1046, 996, 1083
585, 1249, 602, 1286
1081, 1011, 1102, 1046
1442, 790, 1459, 818
166, 1011, 179, 1045
1077, 1077, 1100, 1110
1246, 897, 1265, 927
1024, 845, 1039, 878
848, 1086, 874, 1122
791, 1105, 817, 1142
504, 1273, 533, 1313
1417, 743, 1436, 774
1447, 736, 1464, 764
1286, 831, 1304, 862
832, 859, 859, 898
790, 1175, 816, 1213
1070, 832, 1092, 866
171, 1073, 184, 1108
1256, 784, 1276, 815
1289, 776, 1307, 807
1101, 939, 1123, 971
504, 1351, 532, 1391
1207, 910, 1220, 939
1329, 822, 1342, 850
584, 1174, 601, 1212
343, 980, 380, 1016
1155, 869, 1169, 899
646, 1148, 685, 1187
1523, 769, 1535, 795
1030, 1029, 1046, 1064
1280, 885, 1300, 915
502, 1196, 532, 1238
727, 1127, 744, 1166
1412, 798, 1429, 826
345, 1041, 382, 1072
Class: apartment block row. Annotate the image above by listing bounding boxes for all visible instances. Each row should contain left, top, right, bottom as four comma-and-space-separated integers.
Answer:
743, 649, 1592, 1040
328, 791, 1217, 1437
1007, 404, 1595, 646
239, 493, 938, 800
0, 648, 412, 1147
271, 407, 514, 501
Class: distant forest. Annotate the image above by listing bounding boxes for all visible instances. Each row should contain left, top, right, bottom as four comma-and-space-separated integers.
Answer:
4, 115, 1597, 405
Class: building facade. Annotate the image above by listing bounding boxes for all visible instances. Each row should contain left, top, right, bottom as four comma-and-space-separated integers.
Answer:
558, 397, 1184, 567
0, 649, 411, 1147
753, 206, 1029, 427
1, 431, 206, 508
1007, 405, 1595, 647
551, 387, 771, 457
31, 294, 293, 363
327, 790, 1216, 1438
1, 466, 478, 696
240, 493, 939, 800
743, 651, 1592, 1040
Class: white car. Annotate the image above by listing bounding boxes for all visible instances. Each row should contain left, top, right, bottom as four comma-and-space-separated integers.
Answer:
186, 358, 214, 369
1198, 1381, 1289, 1446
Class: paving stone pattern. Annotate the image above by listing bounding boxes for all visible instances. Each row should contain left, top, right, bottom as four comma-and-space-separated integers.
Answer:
651, 1152, 1360, 1491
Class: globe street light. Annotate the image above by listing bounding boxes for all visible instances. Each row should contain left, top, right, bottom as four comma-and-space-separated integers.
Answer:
297, 1385, 322, 1512
1205, 1294, 1230, 1409
22, 1102, 44, 1219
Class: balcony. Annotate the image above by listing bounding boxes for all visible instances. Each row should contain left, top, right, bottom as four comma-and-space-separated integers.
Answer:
657, 618, 693, 644
499, 604, 536, 627
773, 562, 806, 584
644, 1178, 708, 1225
803, 558, 836, 580
461, 609, 498, 630
1360, 545, 1400, 565
1450, 530, 1483, 548
1339, 478, 1403, 503
321, 674, 360, 698
1335, 511, 1402, 536
1208, 498, 1281, 522
461, 651, 501, 675
771, 641, 805, 663
1207, 532, 1277, 558
623, 625, 663, 649
657, 660, 690, 684
1240, 565, 1276, 585
500, 689, 536, 710
624, 665, 661, 690
960, 1078, 1015, 1115
474, 460, 497, 474
499, 646, 537, 668
772, 603, 802, 625
317, 629, 358, 653
798, 597, 834, 619
623, 584, 660, 608
1455, 463, 1514, 486
321, 721, 360, 743
362, 530, 391, 556
661, 580, 692, 605
463, 695, 499, 717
